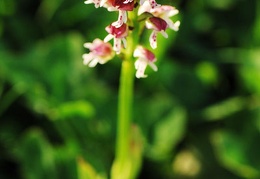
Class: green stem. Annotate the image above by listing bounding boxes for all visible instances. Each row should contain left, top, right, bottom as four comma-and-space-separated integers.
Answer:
115, 10, 138, 160
111, 9, 141, 179
116, 57, 134, 161
111, 41, 135, 179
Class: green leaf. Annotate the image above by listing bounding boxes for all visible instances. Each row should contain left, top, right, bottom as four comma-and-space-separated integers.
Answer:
149, 106, 187, 159
238, 48, 260, 95
202, 96, 246, 121
16, 128, 58, 179
77, 157, 107, 179
195, 61, 218, 86
51, 100, 95, 120
211, 130, 260, 178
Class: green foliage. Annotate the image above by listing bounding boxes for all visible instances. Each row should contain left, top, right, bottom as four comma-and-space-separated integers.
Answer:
16, 129, 58, 179
149, 106, 186, 160
0, 0, 260, 178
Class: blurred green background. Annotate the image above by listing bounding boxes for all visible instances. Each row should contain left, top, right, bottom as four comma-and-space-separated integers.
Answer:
0, 0, 260, 178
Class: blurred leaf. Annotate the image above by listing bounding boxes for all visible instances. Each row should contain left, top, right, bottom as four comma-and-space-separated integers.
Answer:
256, 107, 260, 133
58, 3, 98, 26
36, 0, 63, 21
202, 96, 246, 121
0, 83, 25, 116
253, 0, 260, 44
0, 0, 16, 16
206, 0, 235, 9
211, 130, 260, 178
149, 106, 186, 159
239, 48, 260, 95
51, 100, 95, 120
77, 157, 107, 179
16, 128, 58, 179
0, 33, 92, 117
195, 61, 218, 86
54, 142, 79, 179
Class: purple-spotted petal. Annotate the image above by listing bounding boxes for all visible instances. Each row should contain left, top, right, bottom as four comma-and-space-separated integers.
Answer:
112, 10, 127, 28
84, 0, 101, 8
113, 38, 122, 54
149, 31, 157, 49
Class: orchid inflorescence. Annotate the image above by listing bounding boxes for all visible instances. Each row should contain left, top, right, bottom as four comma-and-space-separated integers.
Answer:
82, 0, 180, 78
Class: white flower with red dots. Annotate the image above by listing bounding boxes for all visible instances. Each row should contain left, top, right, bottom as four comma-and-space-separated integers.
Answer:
104, 23, 128, 54
140, 0, 160, 9
138, 1, 180, 49
133, 46, 158, 78
103, 0, 135, 28
145, 16, 169, 49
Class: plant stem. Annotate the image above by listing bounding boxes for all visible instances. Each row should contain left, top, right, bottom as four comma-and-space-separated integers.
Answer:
116, 57, 134, 162
116, 9, 138, 161
111, 9, 140, 179
111, 41, 135, 179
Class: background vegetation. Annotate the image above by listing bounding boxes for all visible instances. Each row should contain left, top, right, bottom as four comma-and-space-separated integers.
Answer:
0, 0, 260, 178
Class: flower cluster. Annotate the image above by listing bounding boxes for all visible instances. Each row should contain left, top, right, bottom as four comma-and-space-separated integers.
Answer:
82, 0, 180, 78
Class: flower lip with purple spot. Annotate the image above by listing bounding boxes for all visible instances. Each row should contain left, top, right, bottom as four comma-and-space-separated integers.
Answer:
107, 0, 135, 10
106, 23, 128, 38
149, 17, 167, 31
143, 48, 155, 62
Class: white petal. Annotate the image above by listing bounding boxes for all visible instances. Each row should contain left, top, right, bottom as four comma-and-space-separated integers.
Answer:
123, 0, 133, 4
84, 0, 100, 8
164, 18, 174, 27
84, 0, 94, 4
133, 47, 142, 57
168, 20, 180, 31
100, 0, 107, 6
107, 6, 117, 11
149, 0, 160, 8
134, 59, 141, 69
104, 34, 114, 42
135, 59, 148, 78
99, 58, 108, 64
160, 30, 168, 38
122, 11, 127, 23
149, 31, 157, 49
94, 1, 100, 8
138, 1, 151, 15
111, 21, 122, 29
175, 21, 181, 29
133, 46, 147, 59
148, 61, 158, 71
82, 53, 94, 65
83, 42, 93, 49
113, 38, 121, 54
145, 20, 154, 30
112, 11, 127, 28
168, 9, 179, 17
139, 0, 145, 5
122, 38, 127, 48
88, 58, 99, 67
